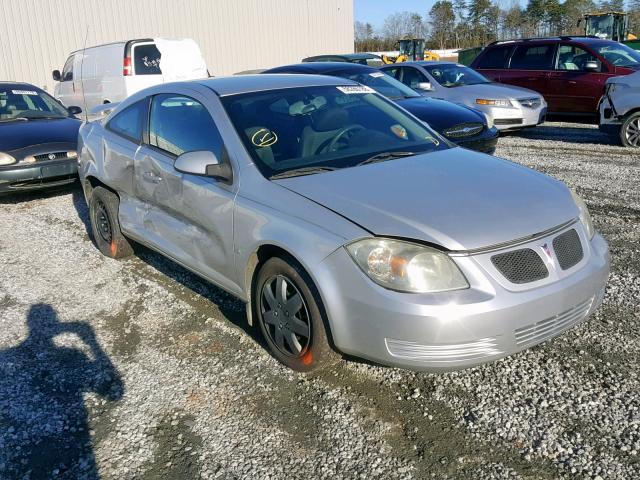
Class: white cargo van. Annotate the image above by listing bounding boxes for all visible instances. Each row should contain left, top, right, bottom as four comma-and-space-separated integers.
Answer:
53, 38, 208, 118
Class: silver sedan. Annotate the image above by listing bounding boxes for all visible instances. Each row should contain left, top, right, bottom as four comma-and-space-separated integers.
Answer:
380, 61, 547, 131
78, 74, 609, 372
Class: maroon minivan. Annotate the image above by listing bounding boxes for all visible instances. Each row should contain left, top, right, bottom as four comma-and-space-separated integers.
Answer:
471, 36, 640, 115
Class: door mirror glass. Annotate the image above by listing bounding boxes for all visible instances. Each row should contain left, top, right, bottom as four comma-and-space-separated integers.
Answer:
67, 105, 82, 116
585, 61, 600, 71
174, 150, 233, 183
417, 81, 434, 91
52, 70, 61, 81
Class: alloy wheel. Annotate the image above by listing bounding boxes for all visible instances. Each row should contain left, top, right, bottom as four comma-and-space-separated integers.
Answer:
624, 118, 640, 147
260, 275, 311, 357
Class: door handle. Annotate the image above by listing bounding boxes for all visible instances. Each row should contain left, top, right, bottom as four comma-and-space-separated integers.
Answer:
142, 171, 162, 184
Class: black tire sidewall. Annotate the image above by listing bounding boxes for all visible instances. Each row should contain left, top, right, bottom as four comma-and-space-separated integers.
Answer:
254, 256, 335, 372
89, 187, 132, 259
620, 112, 640, 148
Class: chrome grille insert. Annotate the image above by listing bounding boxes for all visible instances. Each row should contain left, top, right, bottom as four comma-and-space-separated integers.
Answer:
385, 337, 501, 363
443, 122, 484, 138
514, 297, 594, 346
491, 248, 548, 284
33, 151, 69, 162
553, 228, 583, 270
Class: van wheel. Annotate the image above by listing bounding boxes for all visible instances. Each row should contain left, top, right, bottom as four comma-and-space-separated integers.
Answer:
620, 112, 640, 148
88, 186, 133, 259
254, 256, 339, 372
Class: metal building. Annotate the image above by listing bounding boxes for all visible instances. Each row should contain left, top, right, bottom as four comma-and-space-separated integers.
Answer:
0, 0, 354, 92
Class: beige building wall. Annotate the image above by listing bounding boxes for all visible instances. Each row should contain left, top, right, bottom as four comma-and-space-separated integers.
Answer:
0, 0, 354, 92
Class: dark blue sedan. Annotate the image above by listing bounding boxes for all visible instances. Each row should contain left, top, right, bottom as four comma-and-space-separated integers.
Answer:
0, 82, 82, 195
263, 63, 499, 154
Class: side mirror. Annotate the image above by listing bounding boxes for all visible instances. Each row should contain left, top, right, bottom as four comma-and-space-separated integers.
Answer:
67, 105, 82, 116
52, 70, 61, 81
585, 61, 600, 72
417, 81, 434, 92
174, 150, 233, 184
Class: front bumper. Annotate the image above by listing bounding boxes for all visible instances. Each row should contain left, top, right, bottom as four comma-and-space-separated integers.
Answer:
480, 104, 547, 131
453, 126, 499, 154
598, 96, 623, 135
317, 230, 609, 371
0, 158, 78, 194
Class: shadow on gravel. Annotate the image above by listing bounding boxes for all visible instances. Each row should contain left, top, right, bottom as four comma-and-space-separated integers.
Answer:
0, 304, 124, 479
71, 183, 93, 238
505, 124, 615, 146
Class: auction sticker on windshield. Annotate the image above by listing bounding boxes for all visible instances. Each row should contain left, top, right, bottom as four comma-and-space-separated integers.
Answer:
12, 90, 38, 95
369, 72, 385, 78
336, 86, 375, 94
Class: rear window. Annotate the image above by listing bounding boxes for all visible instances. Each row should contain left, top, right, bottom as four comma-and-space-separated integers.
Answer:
477, 45, 513, 69
510, 44, 555, 70
134, 44, 162, 75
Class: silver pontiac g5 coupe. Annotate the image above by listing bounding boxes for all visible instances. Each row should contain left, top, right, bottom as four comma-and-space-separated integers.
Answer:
78, 75, 610, 372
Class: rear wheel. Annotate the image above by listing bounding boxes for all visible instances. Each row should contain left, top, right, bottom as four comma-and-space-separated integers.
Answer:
254, 256, 338, 372
88, 186, 133, 259
620, 112, 640, 148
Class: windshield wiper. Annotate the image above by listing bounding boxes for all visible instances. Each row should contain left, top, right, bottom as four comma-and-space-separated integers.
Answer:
269, 166, 337, 180
358, 151, 416, 166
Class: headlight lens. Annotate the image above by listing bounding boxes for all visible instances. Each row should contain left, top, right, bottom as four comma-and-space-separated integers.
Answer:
0, 152, 16, 166
476, 98, 512, 108
571, 190, 595, 239
346, 238, 469, 293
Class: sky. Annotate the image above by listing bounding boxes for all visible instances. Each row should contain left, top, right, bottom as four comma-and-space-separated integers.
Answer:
354, 0, 434, 28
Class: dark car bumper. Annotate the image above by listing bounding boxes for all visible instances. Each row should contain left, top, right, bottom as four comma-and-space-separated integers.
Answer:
450, 126, 500, 154
0, 158, 78, 195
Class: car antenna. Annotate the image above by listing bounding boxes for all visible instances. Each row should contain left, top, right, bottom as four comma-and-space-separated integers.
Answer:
79, 25, 89, 122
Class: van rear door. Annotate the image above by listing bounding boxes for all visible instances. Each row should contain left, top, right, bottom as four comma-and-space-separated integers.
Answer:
124, 41, 164, 97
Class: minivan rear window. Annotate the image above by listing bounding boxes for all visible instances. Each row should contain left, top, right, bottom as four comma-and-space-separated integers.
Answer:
477, 45, 513, 69
134, 44, 162, 75
510, 44, 555, 70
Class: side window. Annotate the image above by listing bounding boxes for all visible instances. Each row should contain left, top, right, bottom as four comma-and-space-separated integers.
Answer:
382, 67, 401, 81
400, 67, 428, 89
62, 56, 74, 82
106, 99, 147, 143
556, 44, 598, 71
510, 44, 555, 70
149, 95, 223, 157
134, 43, 162, 75
477, 45, 513, 69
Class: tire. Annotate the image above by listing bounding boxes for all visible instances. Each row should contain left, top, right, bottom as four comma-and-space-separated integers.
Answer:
619, 112, 640, 148
254, 256, 339, 372
88, 186, 133, 259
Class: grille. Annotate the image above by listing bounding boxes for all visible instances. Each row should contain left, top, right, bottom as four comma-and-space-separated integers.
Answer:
443, 122, 484, 138
518, 97, 541, 109
494, 118, 523, 126
514, 296, 594, 346
491, 248, 548, 284
553, 228, 583, 270
385, 337, 501, 363
33, 152, 69, 162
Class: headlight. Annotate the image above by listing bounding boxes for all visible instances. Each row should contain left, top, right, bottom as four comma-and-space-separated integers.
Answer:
67, 150, 78, 159
476, 98, 512, 108
571, 190, 595, 240
346, 238, 469, 293
0, 152, 16, 166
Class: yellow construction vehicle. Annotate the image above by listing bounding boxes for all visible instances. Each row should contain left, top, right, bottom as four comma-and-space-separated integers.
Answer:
580, 12, 638, 47
381, 38, 440, 64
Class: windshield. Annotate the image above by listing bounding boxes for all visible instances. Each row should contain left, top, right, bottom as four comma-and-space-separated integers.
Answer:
336, 70, 421, 99
593, 42, 640, 67
0, 86, 69, 121
222, 85, 448, 178
422, 64, 491, 88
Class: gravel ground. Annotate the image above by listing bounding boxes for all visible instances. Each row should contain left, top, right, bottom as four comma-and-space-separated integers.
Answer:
0, 121, 638, 480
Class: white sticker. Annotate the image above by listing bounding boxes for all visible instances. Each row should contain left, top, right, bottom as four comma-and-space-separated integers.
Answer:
369, 72, 385, 78
12, 90, 38, 95
336, 85, 375, 94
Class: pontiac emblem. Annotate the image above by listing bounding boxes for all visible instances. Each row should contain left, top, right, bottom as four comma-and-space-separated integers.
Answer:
540, 243, 553, 261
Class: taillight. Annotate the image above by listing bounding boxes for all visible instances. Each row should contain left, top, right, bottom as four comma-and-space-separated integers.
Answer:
123, 57, 132, 76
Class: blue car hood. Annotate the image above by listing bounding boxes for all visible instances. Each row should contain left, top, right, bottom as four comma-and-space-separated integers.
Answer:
395, 97, 485, 132
274, 148, 578, 251
0, 117, 81, 152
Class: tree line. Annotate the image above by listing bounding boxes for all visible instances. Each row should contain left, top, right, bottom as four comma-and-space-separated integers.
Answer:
354, 0, 640, 51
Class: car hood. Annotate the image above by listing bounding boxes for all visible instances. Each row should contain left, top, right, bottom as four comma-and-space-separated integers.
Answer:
606, 69, 640, 86
444, 82, 542, 100
395, 97, 485, 132
274, 148, 578, 251
0, 117, 81, 152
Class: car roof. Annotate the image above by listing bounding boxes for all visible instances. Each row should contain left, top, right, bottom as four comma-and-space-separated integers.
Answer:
264, 62, 377, 75
488, 36, 611, 46
196, 74, 358, 96
0, 81, 42, 90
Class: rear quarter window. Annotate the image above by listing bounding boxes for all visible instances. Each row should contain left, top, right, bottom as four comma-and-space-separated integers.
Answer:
134, 44, 162, 75
106, 99, 148, 142
510, 44, 556, 70
477, 45, 514, 69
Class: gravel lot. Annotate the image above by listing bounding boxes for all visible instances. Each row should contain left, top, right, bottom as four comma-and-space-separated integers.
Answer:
0, 121, 638, 480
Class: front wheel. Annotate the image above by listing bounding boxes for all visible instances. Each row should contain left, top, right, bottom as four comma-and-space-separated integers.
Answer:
88, 186, 133, 259
620, 112, 640, 148
254, 257, 339, 372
